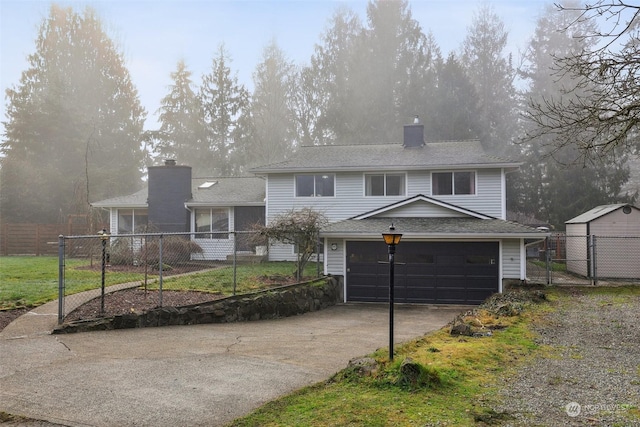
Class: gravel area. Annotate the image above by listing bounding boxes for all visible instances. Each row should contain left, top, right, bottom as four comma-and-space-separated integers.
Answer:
491, 287, 640, 426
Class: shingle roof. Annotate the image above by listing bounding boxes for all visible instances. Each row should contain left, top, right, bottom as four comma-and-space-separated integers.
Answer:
189, 176, 265, 206
91, 176, 265, 208
320, 217, 546, 238
91, 188, 147, 208
565, 204, 638, 224
251, 140, 520, 173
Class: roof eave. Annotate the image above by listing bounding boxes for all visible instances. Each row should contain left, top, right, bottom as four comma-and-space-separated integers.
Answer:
320, 231, 550, 239
186, 202, 265, 207
252, 162, 522, 174
91, 203, 147, 209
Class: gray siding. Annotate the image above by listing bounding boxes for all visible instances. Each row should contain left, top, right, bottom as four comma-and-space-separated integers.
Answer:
266, 168, 505, 223
325, 239, 345, 275
502, 239, 522, 279
565, 226, 589, 277
378, 201, 467, 218
425, 169, 503, 219
590, 208, 640, 236
266, 168, 508, 262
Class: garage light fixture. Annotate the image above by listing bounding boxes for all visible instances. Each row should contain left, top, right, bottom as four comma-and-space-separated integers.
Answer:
382, 223, 402, 361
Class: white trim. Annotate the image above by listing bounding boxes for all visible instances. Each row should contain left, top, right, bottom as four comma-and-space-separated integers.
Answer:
294, 173, 336, 198
351, 194, 492, 220
501, 169, 507, 220
430, 170, 477, 196
342, 238, 347, 303
362, 172, 408, 197
498, 241, 503, 293
520, 238, 526, 280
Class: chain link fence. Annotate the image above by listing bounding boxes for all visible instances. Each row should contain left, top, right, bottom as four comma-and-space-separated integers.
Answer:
526, 234, 640, 285
58, 231, 322, 323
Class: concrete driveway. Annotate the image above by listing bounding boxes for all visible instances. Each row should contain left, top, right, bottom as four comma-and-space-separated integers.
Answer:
0, 304, 461, 427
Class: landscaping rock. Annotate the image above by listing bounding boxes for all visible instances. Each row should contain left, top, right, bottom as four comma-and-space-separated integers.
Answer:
54, 277, 341, 334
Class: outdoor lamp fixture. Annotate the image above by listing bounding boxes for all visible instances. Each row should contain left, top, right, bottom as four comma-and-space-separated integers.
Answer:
382, 223, 402, 361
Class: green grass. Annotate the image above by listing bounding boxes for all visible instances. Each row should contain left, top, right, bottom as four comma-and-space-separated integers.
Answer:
530, 259, 567, 272
156, 262, 319, 294
0, 256, 319, 310
0, 256, 147, 309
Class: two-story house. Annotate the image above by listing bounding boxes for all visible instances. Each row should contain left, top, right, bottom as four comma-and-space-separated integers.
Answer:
251, 122, 546, 305
93, 121, 545, 305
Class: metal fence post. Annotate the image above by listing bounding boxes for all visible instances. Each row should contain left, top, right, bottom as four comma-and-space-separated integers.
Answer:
545, 236, 551, 285
158, 234, 163, 307
58, 235, 65, 324
590, 235, 598, 286
232, 231, 237, 296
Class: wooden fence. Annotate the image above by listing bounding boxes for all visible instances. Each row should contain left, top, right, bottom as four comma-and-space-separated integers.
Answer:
0, 223, 106, 256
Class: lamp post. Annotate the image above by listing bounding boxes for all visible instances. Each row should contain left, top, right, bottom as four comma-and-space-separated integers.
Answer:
99, 229, 110, 315
382, 224, 402, 361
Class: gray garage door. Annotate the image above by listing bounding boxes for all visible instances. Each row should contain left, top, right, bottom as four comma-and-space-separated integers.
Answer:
346, 241, 499, 304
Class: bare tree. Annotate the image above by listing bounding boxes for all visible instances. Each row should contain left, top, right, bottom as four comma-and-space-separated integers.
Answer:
252, 208, 328, 280
525, 1, 640, 160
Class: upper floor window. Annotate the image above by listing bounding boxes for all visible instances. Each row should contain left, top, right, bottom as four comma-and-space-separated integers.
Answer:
117, 209, 148, 234
295, 174, 335, 197
432, 171, 476, 195
365, 173, 406, 196
195, 208, 229, 239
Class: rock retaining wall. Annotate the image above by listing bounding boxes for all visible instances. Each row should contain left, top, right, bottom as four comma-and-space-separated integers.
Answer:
54, 277, 341, 334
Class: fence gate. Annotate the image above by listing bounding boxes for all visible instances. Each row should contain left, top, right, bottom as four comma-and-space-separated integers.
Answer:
526, 234, 640, 286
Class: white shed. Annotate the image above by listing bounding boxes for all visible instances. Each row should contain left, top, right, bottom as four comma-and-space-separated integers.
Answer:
565, 204, 640, 279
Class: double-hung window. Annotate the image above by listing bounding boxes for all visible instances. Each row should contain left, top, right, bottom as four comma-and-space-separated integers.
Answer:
295, 174, 335, 197
195, 208, 229, 239
432, 171, 476, 195
365, 173, 405, 196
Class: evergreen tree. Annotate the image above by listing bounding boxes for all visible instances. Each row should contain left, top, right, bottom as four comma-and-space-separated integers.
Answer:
358, 0, 431, 142
303, 0, 433, 144
241, 40, 296, 169
426, 53, 482, 141
460, 3, 518, 156
199, 45, 249, 176
518, 3, 634, 228
1, 4, 145, 223
154, 60, 208, 174
304, 7, 363, 144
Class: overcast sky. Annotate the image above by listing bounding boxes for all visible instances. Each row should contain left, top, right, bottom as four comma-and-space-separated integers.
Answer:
1, 0, 549, 130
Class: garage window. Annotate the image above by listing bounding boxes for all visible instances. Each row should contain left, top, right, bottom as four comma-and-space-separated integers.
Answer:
432, 171, 476, 195
365, 173, 406, 196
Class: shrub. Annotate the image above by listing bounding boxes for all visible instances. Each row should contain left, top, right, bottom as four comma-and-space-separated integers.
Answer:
139, 236, 203, 267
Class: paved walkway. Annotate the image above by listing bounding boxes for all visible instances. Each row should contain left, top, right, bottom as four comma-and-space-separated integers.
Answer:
0, 296, 462, 426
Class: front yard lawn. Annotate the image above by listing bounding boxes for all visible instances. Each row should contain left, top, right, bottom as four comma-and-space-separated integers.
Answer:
0, 256, 319, 310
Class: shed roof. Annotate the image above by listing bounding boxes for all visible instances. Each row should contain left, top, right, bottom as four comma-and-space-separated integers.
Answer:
565, 204, 638, 224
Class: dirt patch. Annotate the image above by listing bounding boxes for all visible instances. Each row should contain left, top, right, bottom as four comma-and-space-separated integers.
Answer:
64, 288, 225, 322
0, 308, 30, 332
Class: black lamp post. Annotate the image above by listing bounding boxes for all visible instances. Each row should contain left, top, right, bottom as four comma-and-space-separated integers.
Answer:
382, 224, 402, 361
99, 229, 110, 315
